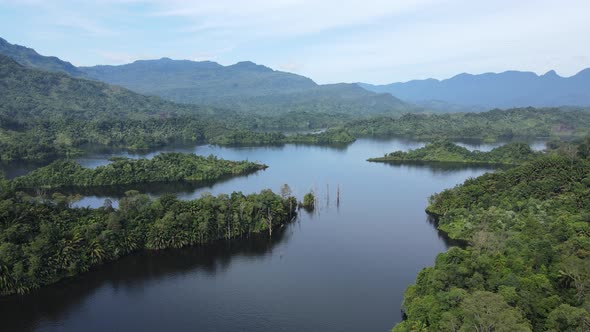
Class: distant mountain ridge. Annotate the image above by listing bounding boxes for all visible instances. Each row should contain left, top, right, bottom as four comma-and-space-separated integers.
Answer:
0, 36, 414, 116
0, 37, 86, 78
360, 69, 590, 110
80, 58, 317, 100
79, 58, 413, 115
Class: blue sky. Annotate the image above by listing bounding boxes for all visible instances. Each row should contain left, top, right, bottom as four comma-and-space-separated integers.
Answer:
0, 0, 589, 84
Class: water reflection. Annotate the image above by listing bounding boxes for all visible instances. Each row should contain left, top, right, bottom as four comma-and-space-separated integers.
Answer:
0, 138, 517, 331
0, 226, 293, 332
377, 160, 511, 175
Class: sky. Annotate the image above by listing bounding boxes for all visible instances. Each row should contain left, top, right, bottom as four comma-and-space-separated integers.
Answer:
0, 0, 589, 84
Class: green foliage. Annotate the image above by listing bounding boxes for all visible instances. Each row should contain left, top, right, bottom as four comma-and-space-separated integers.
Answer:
301, 191, 315, 210
0, 188, 298, 296
545, 304, 590, 332
12, 153, 266, 189
347, 107, 590, 140
396, 154, 590, 331
459, 291, 531, 331
369, 141, 540, 165
209, 128, 355, 146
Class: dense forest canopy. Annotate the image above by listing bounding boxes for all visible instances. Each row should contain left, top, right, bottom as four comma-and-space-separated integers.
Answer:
0, 184, 298, 296
346, 107, 590, 140
11, 153, 266, 189
369, 141, 541, 165
394, 140, 590, 331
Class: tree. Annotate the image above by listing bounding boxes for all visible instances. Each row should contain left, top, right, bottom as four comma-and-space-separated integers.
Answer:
280, 184, 292, 199
302, 191, 315, 210
545, 304, 590, 332
459, 291, 531, 332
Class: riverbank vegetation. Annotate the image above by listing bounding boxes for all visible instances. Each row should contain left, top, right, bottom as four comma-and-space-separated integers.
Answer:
394, 148, 590, 331
0, 184, 297, 296
369, 141, 541, 165
11, 153, 266, 189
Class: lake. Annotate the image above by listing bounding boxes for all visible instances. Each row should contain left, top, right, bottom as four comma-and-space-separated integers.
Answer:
0, 138, 538, 331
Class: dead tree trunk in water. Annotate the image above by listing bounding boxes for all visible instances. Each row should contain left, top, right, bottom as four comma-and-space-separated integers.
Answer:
266, 208, 273, 237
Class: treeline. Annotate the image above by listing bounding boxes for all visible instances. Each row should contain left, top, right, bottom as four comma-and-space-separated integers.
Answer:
394, 152, 590, 330
369, 141, 541, 165
0, 55, 353, 161
0, 184, 297, 296
209, 128, 355, 146
347, 107, 590, 141
12, 153, 266, 189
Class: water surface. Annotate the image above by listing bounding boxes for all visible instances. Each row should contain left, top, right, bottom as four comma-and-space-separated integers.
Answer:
1, 138, 502, 331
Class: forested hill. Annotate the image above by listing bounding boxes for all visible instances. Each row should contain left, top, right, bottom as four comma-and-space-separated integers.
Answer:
0, 54, 358, 160
0, 54, 231, 160
360, 69, 590, 110
0, 54, 209, 122
79, 58, 415, 116
0, 37, 86, 77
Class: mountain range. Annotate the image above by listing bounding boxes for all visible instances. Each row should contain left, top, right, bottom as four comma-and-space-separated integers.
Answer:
0, 37, 413, 116
360, 69, 590, 111
1, 36, 589, 113
79, 58, 413, 115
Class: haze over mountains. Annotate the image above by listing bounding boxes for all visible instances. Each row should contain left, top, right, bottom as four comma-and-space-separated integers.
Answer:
360, 69, 590, 111
1, 36, 589, 115
0, 37, 412, 116
79, 58, 412, 115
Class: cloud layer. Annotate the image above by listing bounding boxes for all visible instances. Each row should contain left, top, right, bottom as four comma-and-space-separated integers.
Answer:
0, 0, 588, 83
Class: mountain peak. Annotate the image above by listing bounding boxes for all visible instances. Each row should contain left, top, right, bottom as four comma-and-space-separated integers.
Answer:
543, 69, 559, 78
229, 61, 272, 72
0, 36, 85, 77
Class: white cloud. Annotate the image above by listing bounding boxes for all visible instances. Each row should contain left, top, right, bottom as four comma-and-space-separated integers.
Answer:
0, 0, 589, 83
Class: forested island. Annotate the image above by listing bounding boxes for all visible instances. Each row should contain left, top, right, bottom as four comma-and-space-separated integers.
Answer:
394, 142, 590, 331
368, 141, 541, 165
0, 184, 298, 296
11, 153, 266, 189
209, 128, 355, 146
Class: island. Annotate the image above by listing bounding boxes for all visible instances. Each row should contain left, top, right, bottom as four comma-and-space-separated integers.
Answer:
368, 141, 541, 165
12, 152, 267, 189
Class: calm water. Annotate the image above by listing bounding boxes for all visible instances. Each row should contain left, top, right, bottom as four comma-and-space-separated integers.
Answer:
1, 138, 513, 331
